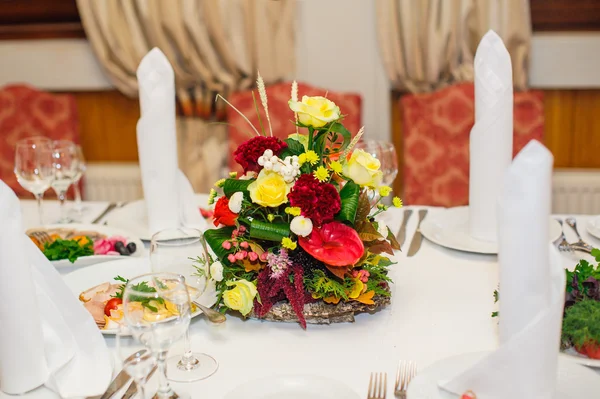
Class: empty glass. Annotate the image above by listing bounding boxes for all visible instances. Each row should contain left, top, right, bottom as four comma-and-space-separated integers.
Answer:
150, 227, 218, 382
122, 273, 191, 399
14, 137, 54, 224
355, 140, 398, 204
51, 140, 78, 223
70, 145, 88, 218
116, 336, 157, 399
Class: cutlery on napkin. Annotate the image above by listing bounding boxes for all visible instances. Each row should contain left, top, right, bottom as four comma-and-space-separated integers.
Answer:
0, 181, 111, 397
440, 140, 564, 398
136, 47, 207, 236
469, 30, 513, 243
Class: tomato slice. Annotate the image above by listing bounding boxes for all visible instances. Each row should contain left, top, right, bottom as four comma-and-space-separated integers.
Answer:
104, 297, 122, 316
575, 342, 600, 360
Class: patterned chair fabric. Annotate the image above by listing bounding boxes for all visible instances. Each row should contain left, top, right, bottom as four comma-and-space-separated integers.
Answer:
226, 82, 362, 172
401, 82, 544, 207
0, 84, 80, 197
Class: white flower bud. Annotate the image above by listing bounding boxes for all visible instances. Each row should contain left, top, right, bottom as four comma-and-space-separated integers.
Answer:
272, 163, 281, 172
290, 216, 313, 237
270, 156, 279, 164
258, 156, 265, 166
264, 149, 273, 158
264, 161, 273, 170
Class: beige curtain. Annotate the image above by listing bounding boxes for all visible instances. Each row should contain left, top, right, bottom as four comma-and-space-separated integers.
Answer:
76, 0, 296, 192
375, 0, 531, 92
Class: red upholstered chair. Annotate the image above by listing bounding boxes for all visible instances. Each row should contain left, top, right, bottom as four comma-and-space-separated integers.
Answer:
226, 82, 362, 172
401, 82, 544, 207
0, 84, 80, 197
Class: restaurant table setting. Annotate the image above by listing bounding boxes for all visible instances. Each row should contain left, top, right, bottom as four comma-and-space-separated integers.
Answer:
3, 34, 600, 399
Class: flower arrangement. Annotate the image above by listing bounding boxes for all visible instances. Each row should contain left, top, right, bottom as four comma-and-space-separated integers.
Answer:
203, 77, 401, 328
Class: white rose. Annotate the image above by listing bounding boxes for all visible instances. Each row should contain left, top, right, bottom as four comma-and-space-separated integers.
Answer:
376, 221, 388, 241
228, 192, 244, 214
210, 261, 224, 282
290, 216, 313, 237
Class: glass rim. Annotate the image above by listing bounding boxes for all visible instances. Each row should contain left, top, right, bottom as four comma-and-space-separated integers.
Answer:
52, 140, 77, 150
15, 137, 53, 149
150, 227, 203, 247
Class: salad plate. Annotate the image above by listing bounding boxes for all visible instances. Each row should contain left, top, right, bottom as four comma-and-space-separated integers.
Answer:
420, 206, 562, 254
28, 223, 144, 268
406, 352, 600, 399
586, 216, 600, 241
224, 375, 360, 399
62, 258, 218, 335
103, 193, 210, 241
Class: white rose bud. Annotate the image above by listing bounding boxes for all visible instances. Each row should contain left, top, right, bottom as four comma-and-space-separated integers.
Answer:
290, 216, 313, 237
228, 191, 244, 214
209, 261, 224, 282
376, 221, 388, 241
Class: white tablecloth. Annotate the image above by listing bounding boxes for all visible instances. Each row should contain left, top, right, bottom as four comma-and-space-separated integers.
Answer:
6, 204, 600, 398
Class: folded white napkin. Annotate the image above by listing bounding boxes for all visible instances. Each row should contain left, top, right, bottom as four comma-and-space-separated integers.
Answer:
469, 30, 514, 243
0, 181, 111, 397
441, 140, 564, 398
136, 47, 206, 236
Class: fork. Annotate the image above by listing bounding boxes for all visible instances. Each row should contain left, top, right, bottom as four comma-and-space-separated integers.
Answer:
367, 372, 387, 399
394, 361, 417, 398
555, 219, 593, 254
29, 231, 52, 245
565, 217, 594, 252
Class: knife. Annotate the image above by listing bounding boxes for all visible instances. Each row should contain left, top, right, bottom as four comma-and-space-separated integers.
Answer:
97, 368, 131, 399
407, 209, 428, 257
396, 209, 413, 249
121, 365, 157, 399
91, 203, 117, 224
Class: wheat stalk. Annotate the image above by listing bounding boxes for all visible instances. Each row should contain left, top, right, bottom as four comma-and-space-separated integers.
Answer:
257, 72, 273, 137
291, 80, 298, 134
341, 126, 365, 160
215, 94, 260, 136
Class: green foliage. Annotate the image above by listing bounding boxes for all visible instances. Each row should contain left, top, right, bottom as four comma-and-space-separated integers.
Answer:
562, 299, 600, 348
42, 237, 94, 263
204, 227, 235, 264
112, 275, 164, 312
222, 179, 253, 198
336, 180, 360, 223
566, 255, 600, 299
249, 220, 290, 242
304, 269, 353, 300
362, 255, 393, 298
327, 122, 352, 153
281, 137, 305, 158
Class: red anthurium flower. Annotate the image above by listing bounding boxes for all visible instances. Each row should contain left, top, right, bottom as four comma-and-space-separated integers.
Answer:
213, 196, 237, 227
298, 221, 364, 267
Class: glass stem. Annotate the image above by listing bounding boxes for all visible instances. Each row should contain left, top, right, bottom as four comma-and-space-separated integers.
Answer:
178, 328, 199, 371
58, 191, 67, 222
34, 193, 44, 225
155, 351, 175, 398
74, 181, 83, 213
135, 378, 147, 399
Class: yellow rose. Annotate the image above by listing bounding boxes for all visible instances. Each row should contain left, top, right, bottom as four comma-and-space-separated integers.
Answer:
288, 96, 341, 128
222, 279, 257, 316
343, 149, 383, 187
248, 170, 290, 207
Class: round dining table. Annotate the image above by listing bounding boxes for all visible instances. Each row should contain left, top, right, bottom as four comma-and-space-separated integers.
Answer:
8, 199, 600, 399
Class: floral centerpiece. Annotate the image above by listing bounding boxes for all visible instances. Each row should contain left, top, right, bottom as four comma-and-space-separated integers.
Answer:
203, 77, 401, 328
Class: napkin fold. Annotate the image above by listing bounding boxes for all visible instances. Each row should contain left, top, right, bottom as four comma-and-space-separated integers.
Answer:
469, 30, 513, 243
441, 140, 564, 398
0, 181, 111, 397
137, 47, 206, 236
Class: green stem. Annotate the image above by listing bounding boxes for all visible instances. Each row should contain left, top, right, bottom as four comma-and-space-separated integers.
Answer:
308, 126, 314, 151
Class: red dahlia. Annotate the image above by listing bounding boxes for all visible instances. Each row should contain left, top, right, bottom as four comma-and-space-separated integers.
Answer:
233, 136, 287, 174
213, 196, 237, 227
288, 174, 341, 226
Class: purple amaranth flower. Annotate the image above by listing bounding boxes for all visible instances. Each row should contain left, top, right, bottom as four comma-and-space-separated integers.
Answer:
267, 249, 292, 279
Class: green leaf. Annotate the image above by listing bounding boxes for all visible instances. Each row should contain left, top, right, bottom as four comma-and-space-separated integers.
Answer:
328, 122, 352, 153
249, 220, 290, 242
336, 181, 360, 223
592, 247, 600, 262
222, 179, 253, 197
282, 137, 306, 157
204, 227, 235, 264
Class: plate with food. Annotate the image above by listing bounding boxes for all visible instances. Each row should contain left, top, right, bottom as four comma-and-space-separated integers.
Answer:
62, 258, 218, 334
28, 223, 145, 268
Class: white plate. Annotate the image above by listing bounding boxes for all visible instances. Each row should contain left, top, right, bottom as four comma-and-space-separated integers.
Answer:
29, 223, 145, 268
420, 206, 562, 254
586, 216, 600, 241
407, 352, 600, 399
561, 347, 600, 369
62, 258, 218, 335
224, 375, 360, 399
104, 194, 210, 241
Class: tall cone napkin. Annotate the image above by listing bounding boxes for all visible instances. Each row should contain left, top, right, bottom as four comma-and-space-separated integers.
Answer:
469, 30, 513, 243
0, 181, 111, 397
136, 47, 206, 236
441, 140, 564, 398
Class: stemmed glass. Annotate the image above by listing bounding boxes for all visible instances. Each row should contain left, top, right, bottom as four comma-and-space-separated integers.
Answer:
150, 227, 218, 382
14, 137, 54, 225
122, 273, 191, 399
355, 140, 399, 203
116, 337, 157, 399
51, 140, 78, 223
70, 145, 87, 217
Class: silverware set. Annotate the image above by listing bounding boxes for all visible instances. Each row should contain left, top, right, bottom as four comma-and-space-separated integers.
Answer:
368, 361, 417, 398
555, 217, 594, 254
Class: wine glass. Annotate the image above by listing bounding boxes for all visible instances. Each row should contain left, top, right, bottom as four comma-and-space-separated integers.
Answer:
150, 227, 218, 382
69, 145, 88, 219
51, 140, 78, 223
116, 333, 157, 399
14, 137, 54, 225
122, 273, 191, 399
355, 140, 399, 204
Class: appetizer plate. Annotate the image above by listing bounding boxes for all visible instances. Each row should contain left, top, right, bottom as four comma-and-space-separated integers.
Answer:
62, 258, 218, 335
104, 193, 210, 241
407, 352, 600, 399
28, 223, 145, 268
586, 216, 600, 241
224, 375, 360, 399
560, 347, 600, 369
420, 206, 562, 254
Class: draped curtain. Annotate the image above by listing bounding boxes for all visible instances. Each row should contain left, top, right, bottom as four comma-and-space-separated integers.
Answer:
375, 0, 531, 92
76, 0, 296, 192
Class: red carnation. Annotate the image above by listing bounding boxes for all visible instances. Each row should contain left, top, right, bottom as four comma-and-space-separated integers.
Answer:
213, 196, 237, 227
233, 136, 287, 174
288, 174, 341, 226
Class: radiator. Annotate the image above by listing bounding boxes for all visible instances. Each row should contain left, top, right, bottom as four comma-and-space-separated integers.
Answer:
83, 163, 600, 215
